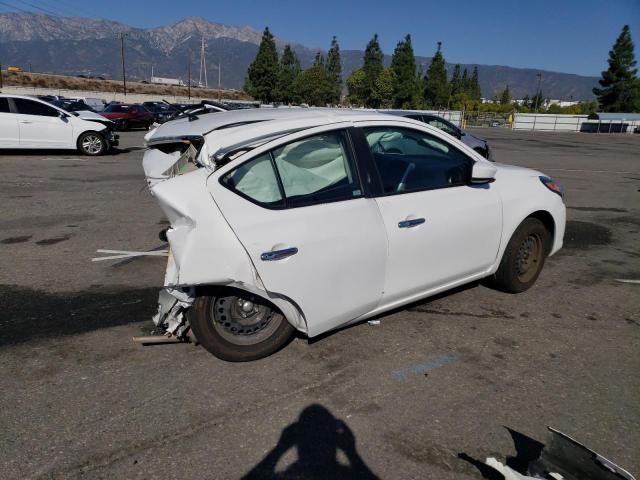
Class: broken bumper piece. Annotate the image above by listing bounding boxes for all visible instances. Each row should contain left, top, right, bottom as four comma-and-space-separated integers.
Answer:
151, 287, 195, 339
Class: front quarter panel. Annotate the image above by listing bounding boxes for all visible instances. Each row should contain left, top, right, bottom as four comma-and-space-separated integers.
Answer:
493, 166, 566, 271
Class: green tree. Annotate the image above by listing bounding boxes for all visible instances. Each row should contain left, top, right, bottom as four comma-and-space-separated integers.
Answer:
469, 66, 481, 100
275, 44, 301, 104
245, 27, 279, 102
500, 85, 511, 105
362, 34, 384, 107
531, 90, 545, 111
325, 36, 342, 105
297, 52, 328, 106
424, 42, 449, 107
593, 25, 640, 112
461, 68, 470, 95
450, 64, 462, 96
390, 34, 417, 108
374, 67, 396, 108
346, 68, 366, 105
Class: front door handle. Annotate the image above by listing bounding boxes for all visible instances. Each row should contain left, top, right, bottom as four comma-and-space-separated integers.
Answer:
260, 247, 298, 261
398, 218, 426, 228
20, 121, 33, 124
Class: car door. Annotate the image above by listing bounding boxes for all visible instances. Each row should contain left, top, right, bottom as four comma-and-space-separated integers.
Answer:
11, 98, 73, 148
0, 97, 20, 147
358, 123, 502, 307
210, 127, 388, 337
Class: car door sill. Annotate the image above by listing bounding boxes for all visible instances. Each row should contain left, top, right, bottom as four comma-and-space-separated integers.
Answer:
356, 269, 492, 321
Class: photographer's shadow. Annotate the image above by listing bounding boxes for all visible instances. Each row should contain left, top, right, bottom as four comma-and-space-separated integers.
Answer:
242, 404, 379, 480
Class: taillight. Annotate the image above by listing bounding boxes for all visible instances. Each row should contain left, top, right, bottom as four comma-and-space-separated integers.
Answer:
540, 176, 563, 197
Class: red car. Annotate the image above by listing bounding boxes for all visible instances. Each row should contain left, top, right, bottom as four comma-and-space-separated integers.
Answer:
100, 103, 154, 131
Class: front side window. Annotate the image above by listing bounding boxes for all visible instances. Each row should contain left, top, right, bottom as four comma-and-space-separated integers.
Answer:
222, 130, 362, 208
13, 98, 59, 117
363, 126, 472, 194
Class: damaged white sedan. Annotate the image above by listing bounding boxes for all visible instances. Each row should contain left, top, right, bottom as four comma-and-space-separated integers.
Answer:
142, 108, 565, 361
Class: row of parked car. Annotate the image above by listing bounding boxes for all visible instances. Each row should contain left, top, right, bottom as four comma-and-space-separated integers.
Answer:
0, 92, 491, 158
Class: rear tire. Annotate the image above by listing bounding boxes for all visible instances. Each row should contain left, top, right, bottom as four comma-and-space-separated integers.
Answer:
494, 218, 550, 293
189, 289, 295, 362
77, 131, 107, 156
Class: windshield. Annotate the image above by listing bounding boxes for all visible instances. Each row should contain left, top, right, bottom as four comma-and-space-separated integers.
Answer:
51, 101, 95, 113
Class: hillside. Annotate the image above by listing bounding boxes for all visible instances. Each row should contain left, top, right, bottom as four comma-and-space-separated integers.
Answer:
0, 12, 599, 100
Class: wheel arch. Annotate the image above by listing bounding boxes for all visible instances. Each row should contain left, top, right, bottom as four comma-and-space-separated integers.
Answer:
527, 210, 555, 253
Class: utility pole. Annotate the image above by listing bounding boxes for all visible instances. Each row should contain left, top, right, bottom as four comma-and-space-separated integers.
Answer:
534, 72, 542, 112
218, 62, 221, 102
198, 37, 208, 88
0, 63, 3, 89
188, 50, 192, 100
120, 33, 127, 96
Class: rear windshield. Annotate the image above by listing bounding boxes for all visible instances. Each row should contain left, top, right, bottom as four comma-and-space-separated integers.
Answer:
104, 104, 131, 113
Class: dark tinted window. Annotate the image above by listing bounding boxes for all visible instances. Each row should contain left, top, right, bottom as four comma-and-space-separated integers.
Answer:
13, 98, 59, 117
0, 98, 10, 113
424, 116, 459, 137
104, 104, 131, 113
363, 126, 472, 194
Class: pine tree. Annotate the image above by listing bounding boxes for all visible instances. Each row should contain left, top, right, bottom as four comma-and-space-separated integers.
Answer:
390, 34, 417, 108
275, 45, 301, 104
593, 25, 640, 112
423, 42, 449, 108
461, 68, 470, 95
245, 27, 279, 103
500, 85, 511, 105
470, 66, 481, 100
362, 34, 384, 107
531, 90, 545, 111
450, 64, 462, 95
325, 36, 342, 105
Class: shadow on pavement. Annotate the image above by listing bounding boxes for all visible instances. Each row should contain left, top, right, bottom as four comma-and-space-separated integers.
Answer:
0, 284, 159, 346
242, 404, 379, 480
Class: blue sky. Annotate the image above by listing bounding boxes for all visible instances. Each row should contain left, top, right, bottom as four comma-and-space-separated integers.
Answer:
1, 0, 638, 76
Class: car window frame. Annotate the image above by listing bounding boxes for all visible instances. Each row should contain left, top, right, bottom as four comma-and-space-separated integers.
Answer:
354, 122, 476, 197
219, 127, 365, 210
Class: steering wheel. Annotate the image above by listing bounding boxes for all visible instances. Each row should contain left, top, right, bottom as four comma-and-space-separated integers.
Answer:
397, 162, 416, 192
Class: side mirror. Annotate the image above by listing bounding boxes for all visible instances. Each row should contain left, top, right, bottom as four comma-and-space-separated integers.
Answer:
471, 161, 497, 184
459, 130, 465, 137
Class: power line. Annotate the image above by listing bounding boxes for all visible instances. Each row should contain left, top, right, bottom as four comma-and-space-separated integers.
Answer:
11, 0, 62, 16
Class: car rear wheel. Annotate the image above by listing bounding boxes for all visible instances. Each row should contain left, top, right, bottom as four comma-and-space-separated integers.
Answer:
77, 131, 107, 156
493, 217, 550, 293
189, 289, 295, 362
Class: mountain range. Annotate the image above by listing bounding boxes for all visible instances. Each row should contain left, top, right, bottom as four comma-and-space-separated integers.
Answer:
0, 13, 599, 100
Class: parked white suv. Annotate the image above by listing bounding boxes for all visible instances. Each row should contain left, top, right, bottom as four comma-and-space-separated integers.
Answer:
142, 108, 566, 361
0, 94, 118, 155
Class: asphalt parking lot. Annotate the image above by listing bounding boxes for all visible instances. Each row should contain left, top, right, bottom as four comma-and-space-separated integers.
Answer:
1, 128, 639, 479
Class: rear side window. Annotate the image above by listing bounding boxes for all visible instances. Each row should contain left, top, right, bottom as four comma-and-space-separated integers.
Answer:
0, 98, 10, 113
13, 98, 59, 117
222, 130, 362, 209
221, 153, 284, 207
363, 126, 472, 194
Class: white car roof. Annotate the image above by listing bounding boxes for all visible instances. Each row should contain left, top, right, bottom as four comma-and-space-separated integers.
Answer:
148, 107, 408, 140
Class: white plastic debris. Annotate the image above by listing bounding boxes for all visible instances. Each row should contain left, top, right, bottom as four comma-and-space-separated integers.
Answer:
367, 320, 381, 326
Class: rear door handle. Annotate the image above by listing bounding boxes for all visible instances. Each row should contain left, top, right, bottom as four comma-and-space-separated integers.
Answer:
20, 121, 33, 124
398, 218, 426, 228
260, 247, 298, 261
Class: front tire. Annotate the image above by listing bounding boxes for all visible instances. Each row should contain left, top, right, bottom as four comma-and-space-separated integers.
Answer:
77, 131, 107, 156
189, 289, 295, 362
494, 218, 550, 293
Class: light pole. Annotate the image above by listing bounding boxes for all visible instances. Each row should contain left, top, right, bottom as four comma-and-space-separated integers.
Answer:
188, 50, 192, 100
